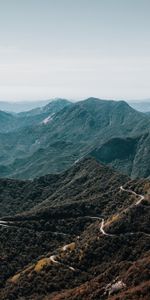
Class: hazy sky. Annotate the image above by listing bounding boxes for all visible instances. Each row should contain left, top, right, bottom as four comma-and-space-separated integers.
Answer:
0, 0, 150, 101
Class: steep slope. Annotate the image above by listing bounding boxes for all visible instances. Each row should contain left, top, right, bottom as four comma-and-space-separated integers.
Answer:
91, 133, 150, 179
0, 159, 149, 300
0, 98, 149, 179
0, 111, 16, 133
13, 98, 71, 132
0, 158, 128, 218
18, 98, 70, 117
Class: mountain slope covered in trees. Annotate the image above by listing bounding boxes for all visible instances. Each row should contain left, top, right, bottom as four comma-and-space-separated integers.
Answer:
91, 132, 150, 178
0, 98, 149, 179
0, 158, 150, 299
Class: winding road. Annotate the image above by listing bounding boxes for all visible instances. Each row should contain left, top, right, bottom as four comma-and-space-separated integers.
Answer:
51, 231, 68, 236
46, 217, 113, 272
0, 220, 68, 236
100, 218, 112, 236
120, 186, 145, 205
49, 254, 75, 271
2, 182, 149, 286
0, 220, 11, 227
0, 185, 145, 230
83, 216, 113, 236
49, 255, 60, 264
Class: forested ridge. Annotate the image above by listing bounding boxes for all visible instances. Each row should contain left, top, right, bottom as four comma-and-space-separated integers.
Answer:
0, 158, 150, 299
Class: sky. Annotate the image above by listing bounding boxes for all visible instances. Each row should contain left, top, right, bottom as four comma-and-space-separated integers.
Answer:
0, 0, 150, 102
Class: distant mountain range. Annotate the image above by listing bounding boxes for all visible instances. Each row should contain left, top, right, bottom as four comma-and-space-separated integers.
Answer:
1, 98, 150, 113
0, 97, 149, 179
128, 100, 150, 112
0, 99, 53, 112
0, 158, 149, 299
0, 98, 70, 133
